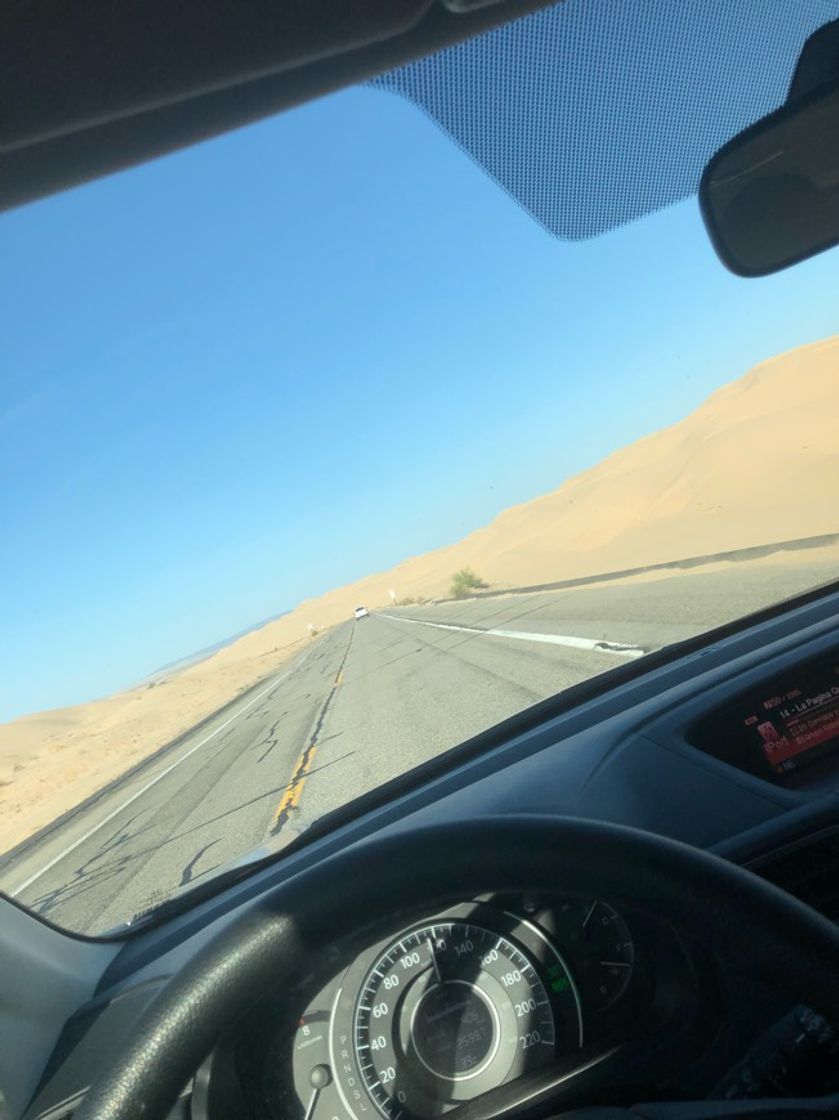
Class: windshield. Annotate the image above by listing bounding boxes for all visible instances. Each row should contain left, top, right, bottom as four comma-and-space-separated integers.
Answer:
2, 18, 839, 937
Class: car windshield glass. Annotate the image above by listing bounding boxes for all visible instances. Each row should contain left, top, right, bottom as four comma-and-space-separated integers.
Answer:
2, 6, 839, 937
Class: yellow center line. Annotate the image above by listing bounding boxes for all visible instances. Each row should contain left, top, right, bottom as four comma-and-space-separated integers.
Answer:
274, 744, 318, 822
273, 640, 352, 829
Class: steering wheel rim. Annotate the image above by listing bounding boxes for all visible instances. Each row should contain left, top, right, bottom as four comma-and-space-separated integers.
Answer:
75, 815, 839, 1120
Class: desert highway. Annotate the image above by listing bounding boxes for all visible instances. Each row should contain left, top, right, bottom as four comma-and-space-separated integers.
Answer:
3, 561, 833, 935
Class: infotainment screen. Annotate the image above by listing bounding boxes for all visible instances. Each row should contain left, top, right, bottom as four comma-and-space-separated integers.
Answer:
744, 661, 839, 776
689, 655, 839, 784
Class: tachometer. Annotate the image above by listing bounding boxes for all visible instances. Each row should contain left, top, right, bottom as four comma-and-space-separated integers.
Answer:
351, 920, 577, 1120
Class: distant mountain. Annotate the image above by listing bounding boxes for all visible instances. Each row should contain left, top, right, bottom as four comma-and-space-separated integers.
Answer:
150, 610, 291, 678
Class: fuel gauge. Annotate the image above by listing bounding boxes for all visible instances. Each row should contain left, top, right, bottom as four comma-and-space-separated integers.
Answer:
557, 899, 635, 1012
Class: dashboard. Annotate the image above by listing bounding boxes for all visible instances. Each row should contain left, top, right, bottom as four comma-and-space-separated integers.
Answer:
12, 583, 839, 1120
201, 894, 699, 1120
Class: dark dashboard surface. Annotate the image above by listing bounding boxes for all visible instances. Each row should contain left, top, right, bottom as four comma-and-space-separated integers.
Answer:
23, 586, 839, 1120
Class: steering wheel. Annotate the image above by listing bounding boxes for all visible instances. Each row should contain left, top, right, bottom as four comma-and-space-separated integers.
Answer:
74, 817, 839, 1120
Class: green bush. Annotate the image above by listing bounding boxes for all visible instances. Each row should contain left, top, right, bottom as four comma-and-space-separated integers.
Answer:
450, 567, 488, 599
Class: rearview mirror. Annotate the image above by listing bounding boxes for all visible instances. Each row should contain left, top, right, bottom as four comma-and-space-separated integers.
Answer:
699, 84, 839, 277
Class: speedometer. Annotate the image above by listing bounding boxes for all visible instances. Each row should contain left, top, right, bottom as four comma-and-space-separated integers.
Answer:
351, 920, 578, 1120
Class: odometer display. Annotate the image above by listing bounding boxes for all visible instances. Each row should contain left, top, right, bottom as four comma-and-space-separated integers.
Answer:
352, 921, 574, 1119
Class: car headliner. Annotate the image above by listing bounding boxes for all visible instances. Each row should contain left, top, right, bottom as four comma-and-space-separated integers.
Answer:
5, 1, 839, 228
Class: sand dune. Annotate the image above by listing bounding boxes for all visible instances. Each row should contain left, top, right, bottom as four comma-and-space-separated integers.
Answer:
2, 336, 838, 854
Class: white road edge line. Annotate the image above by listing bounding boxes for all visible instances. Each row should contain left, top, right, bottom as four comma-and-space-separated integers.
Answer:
8, 650, 313, 896
379, 613, 645, 658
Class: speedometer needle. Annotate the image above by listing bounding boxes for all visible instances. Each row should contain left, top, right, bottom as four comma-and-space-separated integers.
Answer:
427, 938, 443, 985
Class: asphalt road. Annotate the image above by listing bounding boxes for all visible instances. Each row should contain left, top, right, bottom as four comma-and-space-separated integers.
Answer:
4, 560, 835, 935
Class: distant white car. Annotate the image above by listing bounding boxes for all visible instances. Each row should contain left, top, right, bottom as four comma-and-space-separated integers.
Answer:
354, 606, 369, 620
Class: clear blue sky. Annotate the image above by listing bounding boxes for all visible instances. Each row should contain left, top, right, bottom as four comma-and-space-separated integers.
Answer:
1, 85, 837, 722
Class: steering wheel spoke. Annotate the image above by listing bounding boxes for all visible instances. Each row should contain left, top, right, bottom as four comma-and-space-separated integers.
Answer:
558, 1090, 839, 1118
439, 1043, 628, 1120
443, 1012, 726, 1120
